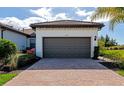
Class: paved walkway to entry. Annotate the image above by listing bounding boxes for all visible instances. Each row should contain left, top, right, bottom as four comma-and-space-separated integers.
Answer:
5, 59, 124, 86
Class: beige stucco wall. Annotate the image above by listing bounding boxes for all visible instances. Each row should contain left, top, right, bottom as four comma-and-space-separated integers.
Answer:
36, 27, 99, 58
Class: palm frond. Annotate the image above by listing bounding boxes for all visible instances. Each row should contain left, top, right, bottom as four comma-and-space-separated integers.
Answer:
91, 7, 124, 30
109, 14, 124, 30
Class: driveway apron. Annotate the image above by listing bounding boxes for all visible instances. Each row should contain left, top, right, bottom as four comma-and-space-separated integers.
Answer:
5, 58, 124, 86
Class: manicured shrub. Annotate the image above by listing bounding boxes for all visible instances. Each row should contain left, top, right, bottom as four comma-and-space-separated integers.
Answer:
17, 54, 36, 68
0, 39, 16, 59
0, 39, 17, 70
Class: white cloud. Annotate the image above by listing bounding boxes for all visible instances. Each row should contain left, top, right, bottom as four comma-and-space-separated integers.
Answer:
30, 8, 53, 21
30, 8, 71, 21
76, 8, 94, 16
54, 13, 71, 20
0, 17, 46, 29
0, 8, 71, 29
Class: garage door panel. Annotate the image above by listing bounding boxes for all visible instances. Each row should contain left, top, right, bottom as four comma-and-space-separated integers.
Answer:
43, 37, 91, 58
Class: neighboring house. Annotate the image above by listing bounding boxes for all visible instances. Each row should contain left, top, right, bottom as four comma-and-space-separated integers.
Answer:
21, 29, 36, 49
0, 23, 35, 50
30, 20, 104, 58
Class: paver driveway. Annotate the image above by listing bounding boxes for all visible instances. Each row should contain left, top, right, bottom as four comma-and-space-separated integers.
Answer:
5, 58, 124, 86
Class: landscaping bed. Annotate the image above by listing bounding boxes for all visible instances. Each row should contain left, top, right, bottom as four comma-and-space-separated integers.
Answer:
99, 50, 124, 76
0, 53, 40, 85
0, 39, 40, 85
100, 61, 124, 77
1, 53, 40, 72
17, 53, 40, 68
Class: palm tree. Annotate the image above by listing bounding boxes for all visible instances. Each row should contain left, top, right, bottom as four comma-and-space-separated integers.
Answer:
91, 7, 124, 30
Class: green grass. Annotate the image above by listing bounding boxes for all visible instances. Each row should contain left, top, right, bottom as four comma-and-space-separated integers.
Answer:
100, 49, 124, 76
100, 50, 124, 61
0, 73, 17, 85
116, 70, 124, 76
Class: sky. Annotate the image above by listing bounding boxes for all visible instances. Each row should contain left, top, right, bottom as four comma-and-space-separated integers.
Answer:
0, 7, 124, 45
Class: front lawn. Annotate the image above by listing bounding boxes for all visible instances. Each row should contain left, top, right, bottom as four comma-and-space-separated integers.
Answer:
116, 70, 124, 76
0, 73, 17, 85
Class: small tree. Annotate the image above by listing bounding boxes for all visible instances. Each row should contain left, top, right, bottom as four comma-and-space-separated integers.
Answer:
0, 39, 17, 68
98, 35, 118, 49
98, 36, 105, 49
105, 35, 110, 47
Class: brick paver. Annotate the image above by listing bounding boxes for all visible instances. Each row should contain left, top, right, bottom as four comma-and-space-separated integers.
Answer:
5, 59, 124, 86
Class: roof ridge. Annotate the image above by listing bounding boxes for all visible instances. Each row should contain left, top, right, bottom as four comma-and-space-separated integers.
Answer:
31, 20, 103, 25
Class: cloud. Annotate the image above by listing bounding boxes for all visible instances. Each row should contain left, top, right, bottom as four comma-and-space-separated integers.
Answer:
30, 8, 53, 21
0, 17, 46, 29
54, 13, 71, 20
0, 8, 71, 29
75, 8, 94, 16
75, 8, 109, 22
30, 8, 71, 21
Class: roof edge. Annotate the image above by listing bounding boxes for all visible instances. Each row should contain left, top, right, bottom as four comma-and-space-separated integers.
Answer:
30, 20, 104, 29
0, 23, 30, 37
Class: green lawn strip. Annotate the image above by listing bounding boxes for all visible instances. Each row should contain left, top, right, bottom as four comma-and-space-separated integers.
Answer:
116, 69, 124, 77
0, 73, 17, 85
100, 50, 124, 61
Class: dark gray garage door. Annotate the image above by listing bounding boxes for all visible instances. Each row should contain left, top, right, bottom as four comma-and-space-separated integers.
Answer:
43, 37, 91, 58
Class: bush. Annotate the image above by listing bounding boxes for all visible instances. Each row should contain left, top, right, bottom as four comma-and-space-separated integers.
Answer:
118, 62, 124, 69
0, 39, 16, 59
0, 39, 17, 70
17, 54, 36, 68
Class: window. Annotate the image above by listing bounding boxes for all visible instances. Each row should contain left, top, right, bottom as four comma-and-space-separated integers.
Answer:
30, 38, 35, 48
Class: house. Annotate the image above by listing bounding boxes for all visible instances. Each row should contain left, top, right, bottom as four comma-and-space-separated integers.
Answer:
0, 23, 35, 50
30, 20, 104, 58
21, 29, 36, 49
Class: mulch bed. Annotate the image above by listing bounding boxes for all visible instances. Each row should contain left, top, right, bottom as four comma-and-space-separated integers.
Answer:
0, 63, 33, 74
100, 62, 120, 71
0, 57, 41, 74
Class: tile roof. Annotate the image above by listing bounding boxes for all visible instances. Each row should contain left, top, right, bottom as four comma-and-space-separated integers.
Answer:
30, 20, 104, 29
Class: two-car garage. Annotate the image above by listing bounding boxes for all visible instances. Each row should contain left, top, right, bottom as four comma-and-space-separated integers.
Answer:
43, 37, 91, 58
